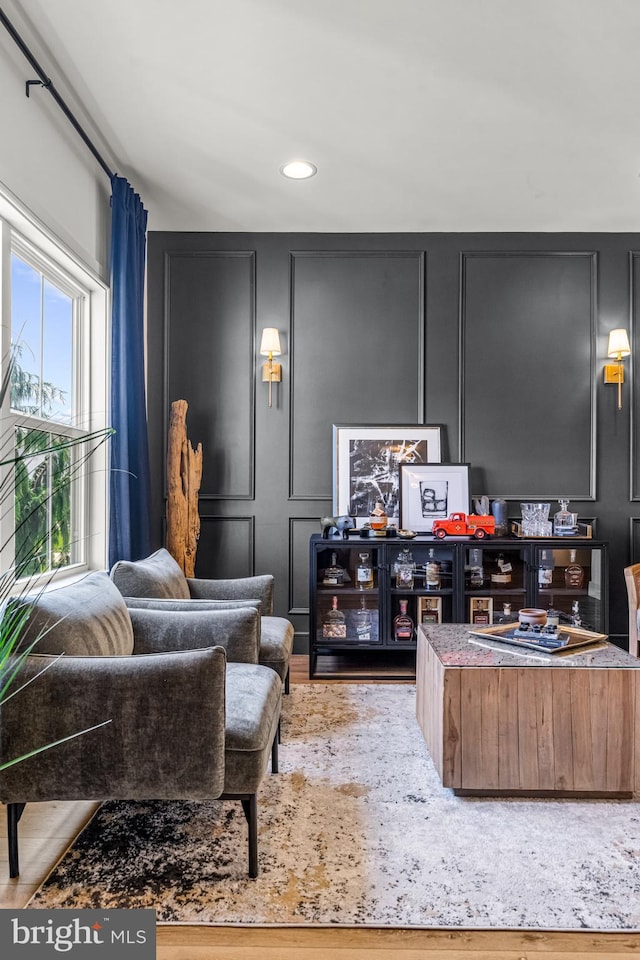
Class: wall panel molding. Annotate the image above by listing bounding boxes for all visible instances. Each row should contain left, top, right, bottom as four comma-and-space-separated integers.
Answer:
163, 249, 256, 500
288, 517, 321, 614
630, 252, 640, 500
459, 251, 597, 500
194, 515, 255, 579
288, 250, 426, 500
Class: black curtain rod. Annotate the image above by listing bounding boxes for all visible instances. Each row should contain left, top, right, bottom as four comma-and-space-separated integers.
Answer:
0, 6, 115, 180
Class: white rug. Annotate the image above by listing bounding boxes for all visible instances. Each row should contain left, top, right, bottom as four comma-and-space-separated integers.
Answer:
28, 683, 640, 929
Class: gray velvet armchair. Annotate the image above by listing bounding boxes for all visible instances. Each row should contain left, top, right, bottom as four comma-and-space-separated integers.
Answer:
0, 571, 281, 879
110, 548, 294, 691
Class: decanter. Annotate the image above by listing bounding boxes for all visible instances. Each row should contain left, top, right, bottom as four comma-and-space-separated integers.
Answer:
322, 595, 347, 639
554, 499, 578, 537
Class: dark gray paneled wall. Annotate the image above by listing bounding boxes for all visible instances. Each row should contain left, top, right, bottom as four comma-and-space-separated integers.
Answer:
146, 233, 640, 650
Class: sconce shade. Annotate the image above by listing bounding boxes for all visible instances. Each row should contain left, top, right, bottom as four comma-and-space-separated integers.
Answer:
607, 328, 631, 359
260, 328, 282, 356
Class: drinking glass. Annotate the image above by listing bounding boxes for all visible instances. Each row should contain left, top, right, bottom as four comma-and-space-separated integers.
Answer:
533, 502, 551, 537
520, 502, 537, 536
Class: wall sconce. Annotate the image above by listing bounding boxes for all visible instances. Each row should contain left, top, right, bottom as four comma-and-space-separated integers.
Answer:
260, 328, 282, 408
604, 328, 631, 410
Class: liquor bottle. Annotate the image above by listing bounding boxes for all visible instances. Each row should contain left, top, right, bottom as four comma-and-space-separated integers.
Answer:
393, 599, 414, 641
322, 595, 346, 638
356, 551, 374, 590
425, 548, 441, 590
571, 599, 582, 626
394, 547, 416, 588
421, 598, 439, 624
322, 551, 346, 587
553, 499, 578, 537
354, 595, 373, 642
564, 549, 584, 589
538, 549, 554, 588
468, 547, 484, 586
491, 552, 512, 585
369, 499, 388, 536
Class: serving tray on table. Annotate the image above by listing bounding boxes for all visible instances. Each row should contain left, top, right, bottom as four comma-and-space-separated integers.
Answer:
468, 620, 607, 654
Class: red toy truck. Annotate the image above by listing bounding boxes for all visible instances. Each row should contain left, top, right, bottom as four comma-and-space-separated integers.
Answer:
432, 512, 495, 539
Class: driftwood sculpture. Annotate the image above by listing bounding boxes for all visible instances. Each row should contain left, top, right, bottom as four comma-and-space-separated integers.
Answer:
166, 399, 203, 577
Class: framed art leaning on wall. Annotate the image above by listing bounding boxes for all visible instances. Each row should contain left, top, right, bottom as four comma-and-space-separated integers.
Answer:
399, 462, 470, 533
332, 424, 443, 521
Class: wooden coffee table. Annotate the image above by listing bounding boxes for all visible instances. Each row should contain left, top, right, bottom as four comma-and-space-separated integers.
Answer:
416, 624, 640, 797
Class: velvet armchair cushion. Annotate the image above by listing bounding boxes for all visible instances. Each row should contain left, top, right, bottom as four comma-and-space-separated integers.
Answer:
110, 547, 191, 600
18, 571, 134, 657
187, 575, 274, 615
0, 645, 227, 803
127, 605, 261, 663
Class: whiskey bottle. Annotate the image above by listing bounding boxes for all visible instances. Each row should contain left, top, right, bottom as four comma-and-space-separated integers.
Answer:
393, 599, 414, 641
491, 552, 512, 585
394, 547, 415, 588
564, 549, 584, 589
425, 548, 441, 590
356, 551, 374, 590
323, 551, 345, 587
354, 595, 373, 642
421, 598, 439, 624
538, 549, 554, 588
369, 499, 388, 536
469, 547, 484, 587
322, 595, 347, 639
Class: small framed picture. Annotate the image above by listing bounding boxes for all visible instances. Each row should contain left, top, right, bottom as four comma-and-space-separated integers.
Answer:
399, 463, 470, 533
418, 596, 442, 625
470, 597, 493, 625
332, 424, 443, 520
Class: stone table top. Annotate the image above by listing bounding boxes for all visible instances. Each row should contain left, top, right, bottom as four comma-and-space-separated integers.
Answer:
420, 623, 640, 669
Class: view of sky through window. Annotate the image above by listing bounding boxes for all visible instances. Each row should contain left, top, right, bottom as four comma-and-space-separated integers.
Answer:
10, 254, 73, 424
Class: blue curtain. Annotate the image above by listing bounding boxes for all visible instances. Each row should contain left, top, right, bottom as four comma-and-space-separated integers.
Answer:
108, 175, 152, 565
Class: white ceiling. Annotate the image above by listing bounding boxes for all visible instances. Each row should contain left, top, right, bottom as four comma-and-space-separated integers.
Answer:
6, 0, 640, 232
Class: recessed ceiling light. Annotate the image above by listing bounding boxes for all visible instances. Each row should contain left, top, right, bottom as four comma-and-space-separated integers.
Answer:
280, 159, 317, 180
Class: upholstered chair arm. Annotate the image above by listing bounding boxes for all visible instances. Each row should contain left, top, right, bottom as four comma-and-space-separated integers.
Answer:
187, 574, 274, 615
128, 605, 260, 663
0, 646, 227, 803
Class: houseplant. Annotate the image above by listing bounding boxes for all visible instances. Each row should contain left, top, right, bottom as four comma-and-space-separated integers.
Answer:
0, 347, 114, 768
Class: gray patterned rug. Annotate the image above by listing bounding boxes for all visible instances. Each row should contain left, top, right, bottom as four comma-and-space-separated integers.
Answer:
28, 683, 640, 929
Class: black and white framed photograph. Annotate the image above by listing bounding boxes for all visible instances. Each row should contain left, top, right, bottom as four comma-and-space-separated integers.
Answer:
399, 463, 470, 533
332, 424, 443, 520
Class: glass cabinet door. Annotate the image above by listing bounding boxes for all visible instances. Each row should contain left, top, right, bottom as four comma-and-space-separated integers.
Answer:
387, 541, 455, 639
463, 544, 527, 625
534, 544, 606, 633
314, 544, 382, 646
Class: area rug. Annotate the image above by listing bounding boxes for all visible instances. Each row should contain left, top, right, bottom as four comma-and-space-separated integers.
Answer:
28, 683, 640, 929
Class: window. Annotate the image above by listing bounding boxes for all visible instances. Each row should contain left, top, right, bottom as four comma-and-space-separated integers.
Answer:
0, 191, 109, 585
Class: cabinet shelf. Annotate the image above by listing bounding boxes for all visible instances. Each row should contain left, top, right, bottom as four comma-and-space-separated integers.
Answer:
309, 535, 608, 680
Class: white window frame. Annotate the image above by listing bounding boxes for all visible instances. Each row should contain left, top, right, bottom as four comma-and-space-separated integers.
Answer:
0, 184, 109, 588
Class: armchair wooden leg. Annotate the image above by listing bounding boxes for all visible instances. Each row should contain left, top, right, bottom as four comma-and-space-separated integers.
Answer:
271, 728, 279, 774
240, 795, 258, 878
284, 667, 290, 695
7, 802, 26, 878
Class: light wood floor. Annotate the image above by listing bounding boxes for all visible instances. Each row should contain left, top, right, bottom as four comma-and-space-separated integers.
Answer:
1, 654, 637, 958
